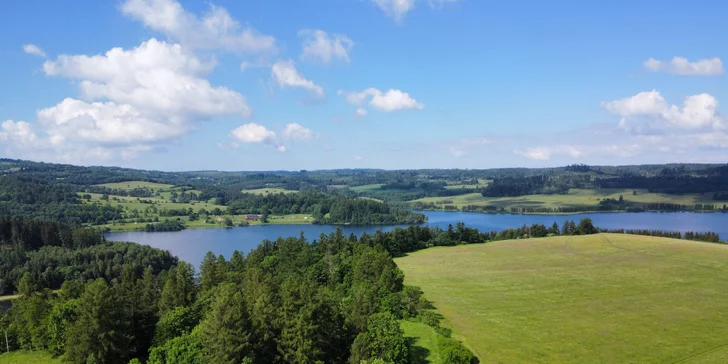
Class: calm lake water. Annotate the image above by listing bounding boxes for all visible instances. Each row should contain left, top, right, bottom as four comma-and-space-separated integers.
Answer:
106, 211, 728, 266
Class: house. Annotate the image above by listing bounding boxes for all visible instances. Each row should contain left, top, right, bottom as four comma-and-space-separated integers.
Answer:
245, 214, 262, 221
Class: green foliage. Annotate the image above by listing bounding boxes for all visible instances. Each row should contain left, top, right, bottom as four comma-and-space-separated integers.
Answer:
199, 283, 252, 364
159, 262, 196, 314
153, 307, 201, 346
46, 299, 77, 357
350, 312, 410, 364
437, 336, 474, 364
65, 279, 131, 364
148, 329, 203, 364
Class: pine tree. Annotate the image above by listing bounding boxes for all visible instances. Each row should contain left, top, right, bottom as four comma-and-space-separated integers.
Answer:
199, 283, 253, 363
65, 279, 131, 363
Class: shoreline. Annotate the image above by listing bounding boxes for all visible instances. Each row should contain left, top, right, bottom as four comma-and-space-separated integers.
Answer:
412, 208, 728, 216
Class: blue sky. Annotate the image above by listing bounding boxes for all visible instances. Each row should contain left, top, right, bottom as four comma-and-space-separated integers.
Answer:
1, 0, 727, 171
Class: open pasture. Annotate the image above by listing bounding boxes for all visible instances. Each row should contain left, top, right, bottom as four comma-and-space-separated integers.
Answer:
396, 234, 728, 363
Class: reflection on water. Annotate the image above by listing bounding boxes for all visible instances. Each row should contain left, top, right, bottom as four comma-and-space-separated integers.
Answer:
106, 211, 728, 266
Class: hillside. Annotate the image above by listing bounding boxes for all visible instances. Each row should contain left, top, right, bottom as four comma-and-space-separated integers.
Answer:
396, 234, 728, 363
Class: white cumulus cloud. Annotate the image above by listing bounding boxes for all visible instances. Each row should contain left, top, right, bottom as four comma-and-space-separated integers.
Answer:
298, 29, 354, 64
121, 0, 276, 54
2, 38, 253, 163
282, 123, 314, 141
356, 108, 368, 116
643, 57, 723, 76
339, 88, 424, 112
602, 90, 723, 130
230, 123, 286, 152
271, 60, 324, 97
371, 0, 416, 22
22, 44, 46, 57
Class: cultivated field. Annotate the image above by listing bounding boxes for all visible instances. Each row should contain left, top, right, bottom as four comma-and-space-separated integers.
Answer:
395, 234, 728, 363
411, 188, 717, 210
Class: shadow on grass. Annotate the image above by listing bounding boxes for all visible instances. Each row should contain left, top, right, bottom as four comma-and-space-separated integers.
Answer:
408, 338, 432, 364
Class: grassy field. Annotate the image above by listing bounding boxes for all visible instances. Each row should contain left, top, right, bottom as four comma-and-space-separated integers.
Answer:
0, 351, 61, 364
82, 193, 224, 211
350, 184, 384, 192
444, 178, 491, 190
242, 187, 298, 195
401, 320, 441, 363
95, 181, 174, 191
395, 234, 728, 363
411, 188, 717, 210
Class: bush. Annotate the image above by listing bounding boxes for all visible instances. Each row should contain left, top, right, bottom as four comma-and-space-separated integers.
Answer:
418, 310, 441, 327
438, 336, 475, 364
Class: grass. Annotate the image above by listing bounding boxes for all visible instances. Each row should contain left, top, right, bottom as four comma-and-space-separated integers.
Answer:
95, 181, 174, 191
444, 178, 491, 190
400, 320, 441, 363
242, 188, 298, 195
411, 188, 718, 210
350, 184, 384, 192
395, 234, 728, 363
0, 350, 61, 363
81, 193, 224, 212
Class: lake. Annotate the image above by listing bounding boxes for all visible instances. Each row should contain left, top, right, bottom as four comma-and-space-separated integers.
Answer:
106, 211, 728, 266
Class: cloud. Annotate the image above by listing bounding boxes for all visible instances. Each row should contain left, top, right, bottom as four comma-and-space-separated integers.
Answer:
602, 90, 723, 130
356, 108, 368, 116
240, 58, 269, 73
121, 0, 276, 54
271, 60, 324, 97
370, 0, 416, 22
43, 39, 250, 118
22, 44, 46, 57
643, 57, 723, 76
354, 155, 363, 161
229, 123, 286, 152
448, 138, 491, 157
449, 147, 467, 157
515, 146, 584, 160
339, 88, 424, 112
298, 29, 353, 64
2, 38, 253, 163
282, 123, 314, 141
371, 0, 460, 22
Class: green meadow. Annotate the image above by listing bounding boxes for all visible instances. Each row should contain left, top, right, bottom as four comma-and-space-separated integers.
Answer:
411, 188, 717, 211
0, 350, 61, 364
79, 181, 313, 231
396, 234, 728, 363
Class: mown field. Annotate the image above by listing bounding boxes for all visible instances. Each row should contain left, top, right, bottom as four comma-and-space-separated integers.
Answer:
0, 350, 61, 363
411, 188, 717, 210
395, 234, 728, 363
